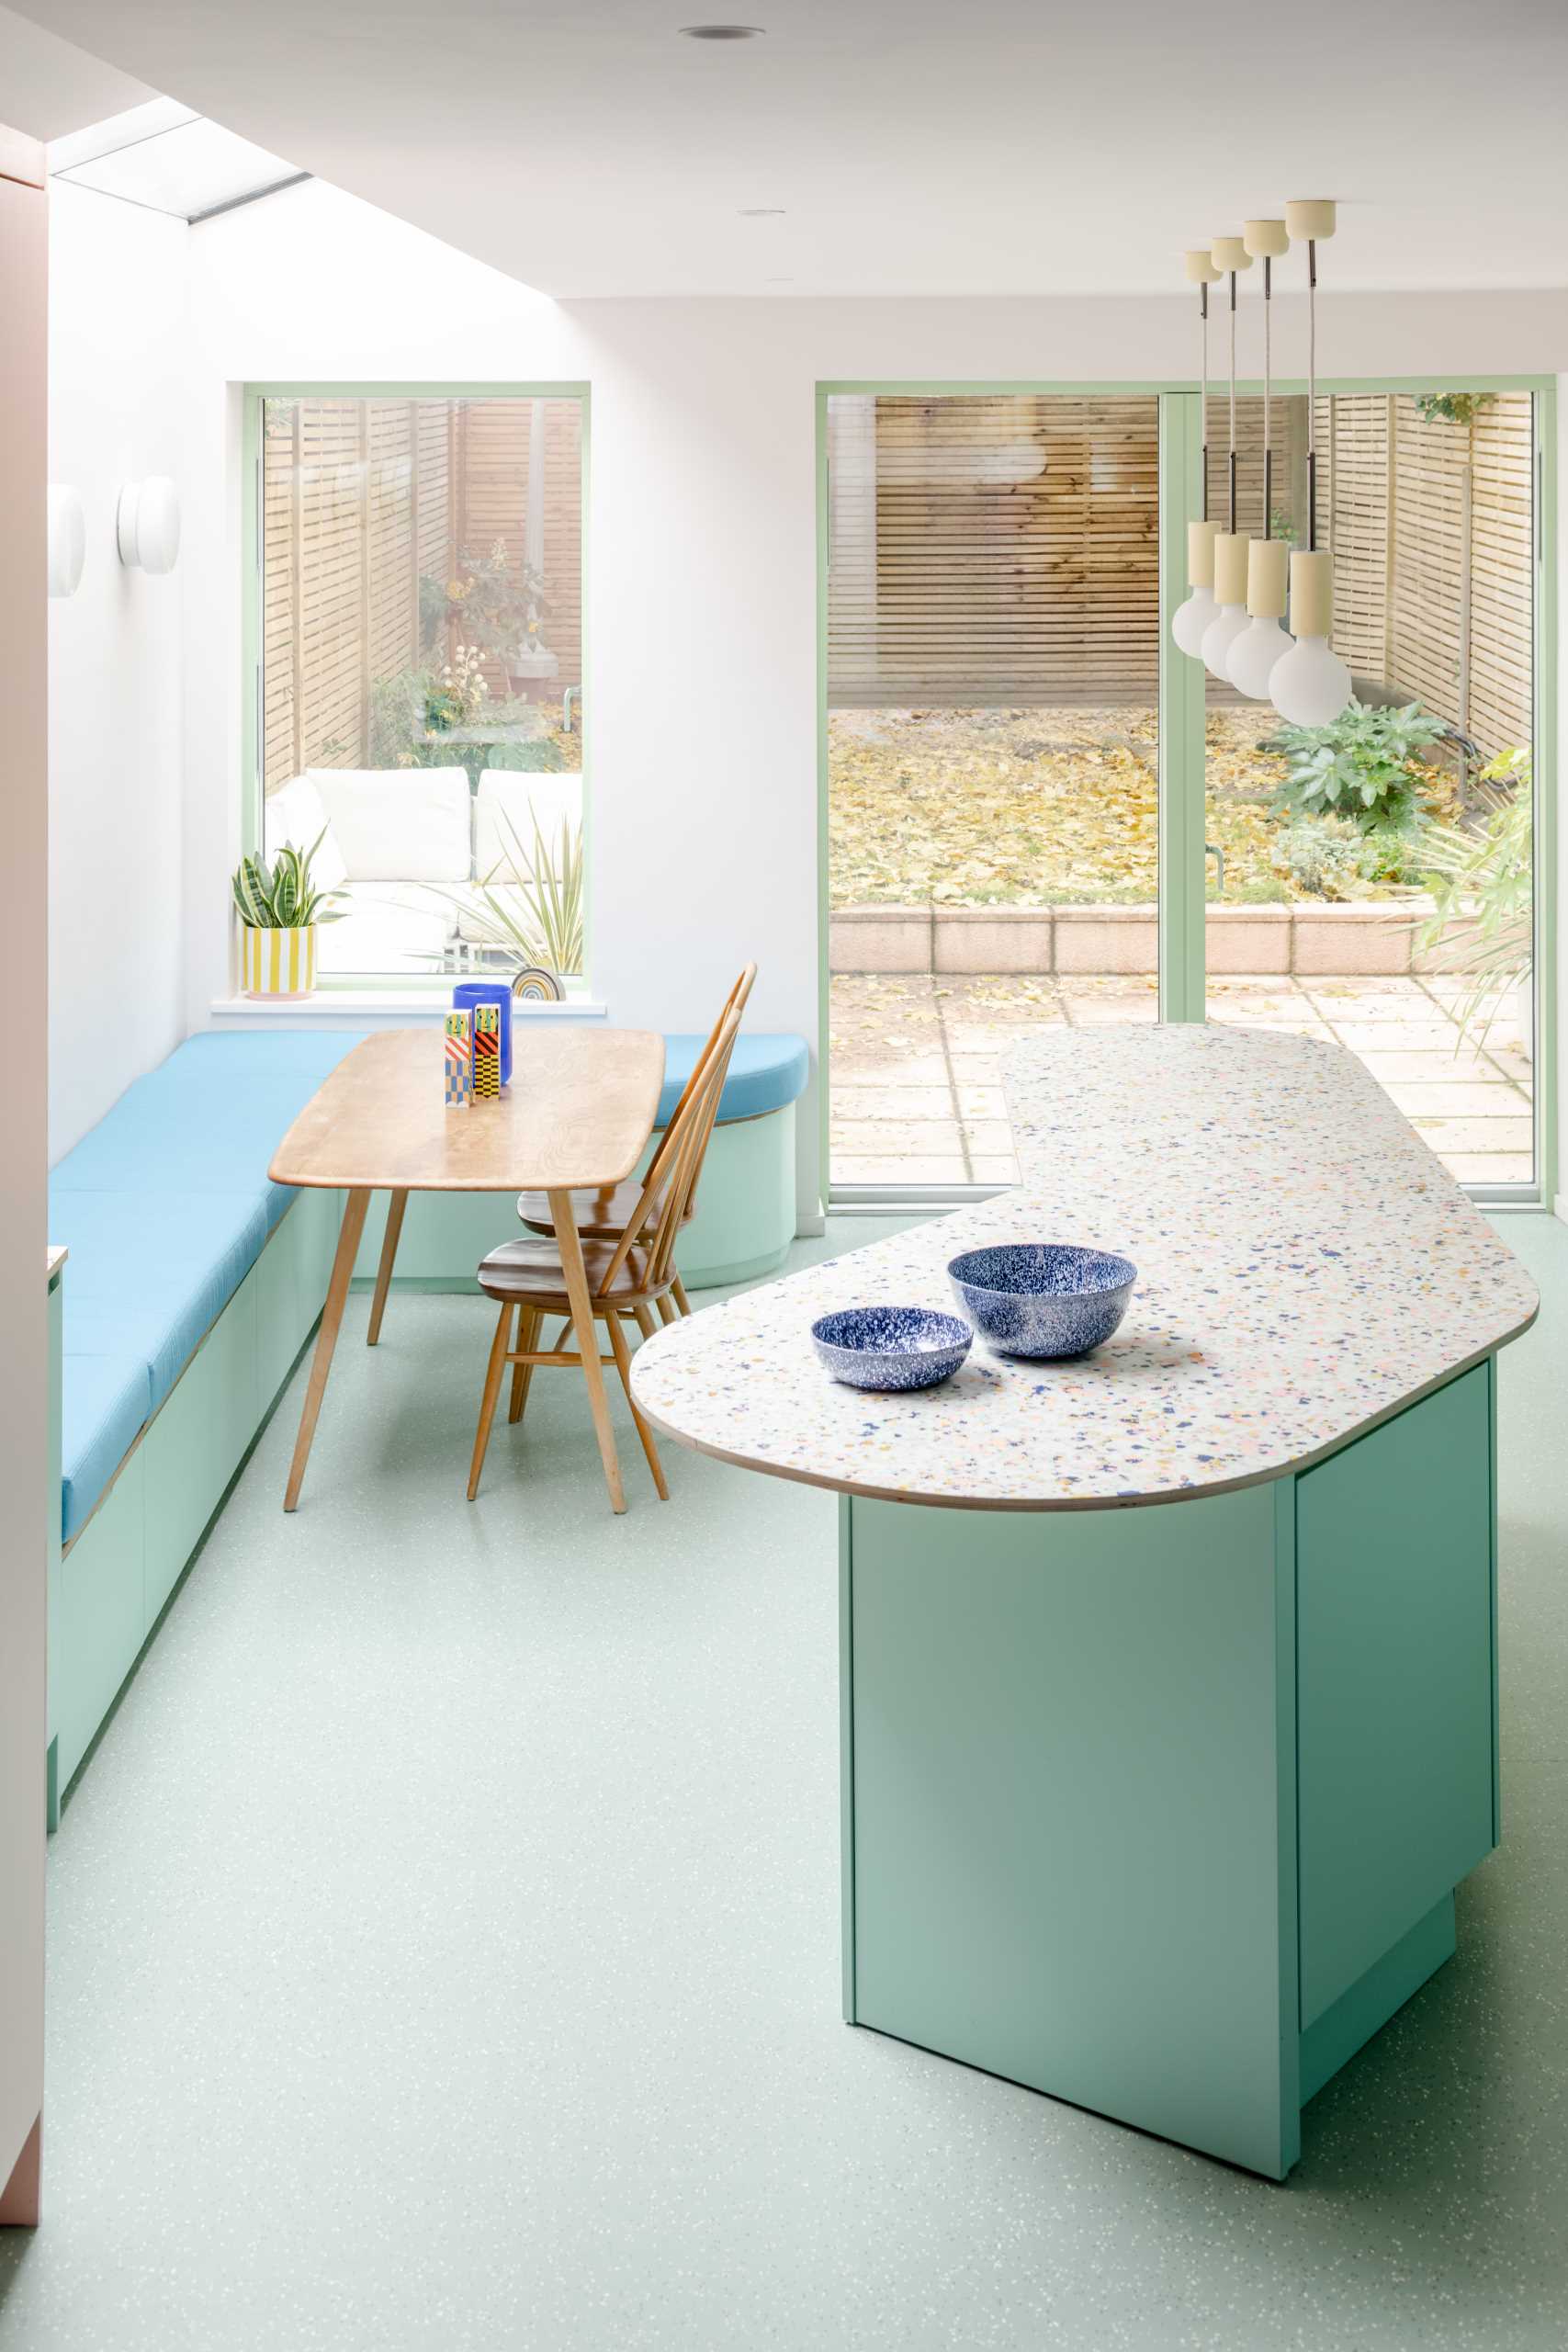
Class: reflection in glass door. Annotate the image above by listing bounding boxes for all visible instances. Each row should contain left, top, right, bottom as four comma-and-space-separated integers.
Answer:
826, 391, 1161, 1194
1202, 389, 1538, 1192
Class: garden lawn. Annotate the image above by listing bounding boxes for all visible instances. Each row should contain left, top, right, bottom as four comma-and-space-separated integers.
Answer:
828, 705, 1351, 910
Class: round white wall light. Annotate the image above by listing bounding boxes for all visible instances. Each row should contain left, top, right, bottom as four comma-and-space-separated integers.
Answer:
47, 484, 86, 600
116, 477, 181, 575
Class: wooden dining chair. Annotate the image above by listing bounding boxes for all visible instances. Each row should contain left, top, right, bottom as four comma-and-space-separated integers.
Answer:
513, 964, 756, 1320
468, 1002, 743, 1510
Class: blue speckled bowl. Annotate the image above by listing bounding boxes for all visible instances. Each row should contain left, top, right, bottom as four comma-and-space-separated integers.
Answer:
947, 1243, 1137, 1360
810, 1306, 974, 1392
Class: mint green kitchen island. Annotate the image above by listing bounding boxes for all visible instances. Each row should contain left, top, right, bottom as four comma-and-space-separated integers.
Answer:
632, 1027, 1539, 2177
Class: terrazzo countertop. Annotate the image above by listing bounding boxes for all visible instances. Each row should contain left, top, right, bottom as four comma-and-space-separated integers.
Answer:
630, 1025, 1540, 1510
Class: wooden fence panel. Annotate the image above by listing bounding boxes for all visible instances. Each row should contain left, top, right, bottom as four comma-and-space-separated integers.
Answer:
827, 389, 1533, 756
262, 394, 582, 793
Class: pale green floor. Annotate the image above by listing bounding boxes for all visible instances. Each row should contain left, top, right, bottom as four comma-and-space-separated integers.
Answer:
3, 1211, 1567, 2352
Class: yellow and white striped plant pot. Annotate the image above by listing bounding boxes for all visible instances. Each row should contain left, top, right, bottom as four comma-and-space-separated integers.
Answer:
241, 924, 317, 1000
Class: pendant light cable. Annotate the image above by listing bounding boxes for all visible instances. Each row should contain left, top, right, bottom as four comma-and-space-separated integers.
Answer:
1227, 266, 1238, 533
1306, 238, 1317, 553
1200, 281, 1209, 523
1262, 257, 1271, 540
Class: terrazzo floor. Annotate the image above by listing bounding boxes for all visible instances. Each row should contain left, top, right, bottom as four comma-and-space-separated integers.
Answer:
3, 1210, 1567, 2351
830, 973, 1536, 1189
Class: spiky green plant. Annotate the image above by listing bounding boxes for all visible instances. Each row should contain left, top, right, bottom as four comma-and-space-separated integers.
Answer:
425, 808, 584, 977
231, 829, 346, 929
1414, 748, 1532, 1046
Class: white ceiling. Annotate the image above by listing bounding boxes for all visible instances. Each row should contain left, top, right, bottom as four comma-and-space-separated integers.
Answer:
0, 2, 152, 141
6, 0, 1568, 297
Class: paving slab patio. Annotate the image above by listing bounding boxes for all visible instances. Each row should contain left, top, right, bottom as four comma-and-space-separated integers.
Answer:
829, 972, 1535, 1191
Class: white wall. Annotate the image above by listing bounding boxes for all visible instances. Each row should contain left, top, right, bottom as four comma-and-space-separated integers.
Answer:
49, 178, 186, 1159
165, 181, 1568, 1216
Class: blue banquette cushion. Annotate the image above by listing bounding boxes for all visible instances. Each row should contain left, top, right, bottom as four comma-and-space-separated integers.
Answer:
50, 1024, 807, 1541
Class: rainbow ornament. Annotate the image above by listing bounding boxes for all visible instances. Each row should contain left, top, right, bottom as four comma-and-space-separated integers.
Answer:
444, 1010, 472, 1108
472, 1002, 502, 1099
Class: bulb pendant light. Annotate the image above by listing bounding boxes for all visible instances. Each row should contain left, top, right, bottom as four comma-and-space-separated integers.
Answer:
1201, 237, 1252, 678
1173, 518, 1223, 656
1226, 217, 1292, 698
1171, 248, 1224, 655
1269, 200, 1349, 725
1269, 549, 1351, 724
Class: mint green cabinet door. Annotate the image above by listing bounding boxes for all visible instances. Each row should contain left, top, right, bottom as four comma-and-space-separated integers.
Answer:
57, 1451, 145, 1791
142, 1276, 260, 1629
1296, 1363, 1495, 2027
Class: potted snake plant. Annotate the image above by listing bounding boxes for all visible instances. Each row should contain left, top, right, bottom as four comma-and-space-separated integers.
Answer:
231, 831, 345, 999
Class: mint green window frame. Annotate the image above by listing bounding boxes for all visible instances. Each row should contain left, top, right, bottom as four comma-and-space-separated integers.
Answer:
240, 381, 592, 992
817, 377, 1557, 1210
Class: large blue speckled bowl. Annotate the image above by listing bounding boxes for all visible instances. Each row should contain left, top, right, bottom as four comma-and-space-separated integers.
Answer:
947, 1243, 1137, 1360
810, 1306, 973, 1393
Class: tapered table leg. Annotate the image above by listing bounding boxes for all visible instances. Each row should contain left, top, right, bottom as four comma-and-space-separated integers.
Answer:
367, 1187, 408, 1346
284, 1186, 371, 1512
550, 1186, 626, 1514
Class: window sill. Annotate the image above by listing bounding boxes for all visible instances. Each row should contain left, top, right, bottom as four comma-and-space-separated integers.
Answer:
209, 989, 606, 1024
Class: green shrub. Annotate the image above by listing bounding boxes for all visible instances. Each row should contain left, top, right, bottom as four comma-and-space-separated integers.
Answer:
1271, 699, 1448, 832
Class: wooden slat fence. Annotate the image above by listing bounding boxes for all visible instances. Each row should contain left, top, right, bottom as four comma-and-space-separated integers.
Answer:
828, 390, 1534, 759
262, 395, 582, 790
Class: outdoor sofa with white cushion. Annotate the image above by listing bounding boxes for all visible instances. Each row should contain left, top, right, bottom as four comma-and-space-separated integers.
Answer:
264, 767, 584, 973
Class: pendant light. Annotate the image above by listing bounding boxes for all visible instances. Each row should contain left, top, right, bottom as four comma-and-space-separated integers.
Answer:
1171, 247, 1224, 657
1269, 199, 1351, 726
1200, 235, 1254, 679
1227, 219, 1292, 698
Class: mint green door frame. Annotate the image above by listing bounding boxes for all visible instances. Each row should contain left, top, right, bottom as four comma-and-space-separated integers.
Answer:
817, 376, 1557, 1208
240, 381, 592, 989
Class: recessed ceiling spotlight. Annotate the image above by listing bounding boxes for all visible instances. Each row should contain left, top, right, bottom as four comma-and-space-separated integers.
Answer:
680, 23, 765, 36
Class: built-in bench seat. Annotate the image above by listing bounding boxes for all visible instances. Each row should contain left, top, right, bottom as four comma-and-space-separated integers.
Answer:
46, 1022, 808, 1810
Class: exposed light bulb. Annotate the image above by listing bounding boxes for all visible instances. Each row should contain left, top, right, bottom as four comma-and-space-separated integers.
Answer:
1201, 531, 1250, 678
1227, 536, 1291, 699
1172, 517, 1221, 657
1269, 548, 1349, 724
1173, 584, 1218, 657
1269, 635, 1351, 726
1227, 615, 1292, 700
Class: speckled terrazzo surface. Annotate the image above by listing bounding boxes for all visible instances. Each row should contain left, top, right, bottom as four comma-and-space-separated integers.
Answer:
634, 1027, 1540, 1508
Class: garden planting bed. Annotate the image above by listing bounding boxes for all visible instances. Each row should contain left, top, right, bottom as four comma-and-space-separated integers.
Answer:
827, 704, 1482, 979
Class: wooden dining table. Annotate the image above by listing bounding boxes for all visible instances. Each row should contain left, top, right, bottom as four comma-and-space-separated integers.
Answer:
269, 1025, 665, 1513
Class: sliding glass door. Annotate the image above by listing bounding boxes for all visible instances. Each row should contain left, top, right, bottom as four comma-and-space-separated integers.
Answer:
821, 378, 1552, 1206
1201, 388, 1542, 1195
825, 390, 1162, 1193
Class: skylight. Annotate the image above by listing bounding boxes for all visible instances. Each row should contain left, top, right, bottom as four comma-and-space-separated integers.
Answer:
48, 97, 308, 224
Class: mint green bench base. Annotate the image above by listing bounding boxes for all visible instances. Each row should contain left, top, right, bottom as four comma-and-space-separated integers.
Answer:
839, 1360, 1497, 2179
349, 1102, 796, 1295
48, 1189, 339, 1806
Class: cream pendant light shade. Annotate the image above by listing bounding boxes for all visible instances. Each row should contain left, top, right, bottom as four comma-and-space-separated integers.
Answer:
1229, 538, 1292, 698
1202, 236, 1253, 679
1171, 248, 1224, 656
1269, 549, 1352, 723
1269, 200, 1348, 725
1224, 216, 1291, 697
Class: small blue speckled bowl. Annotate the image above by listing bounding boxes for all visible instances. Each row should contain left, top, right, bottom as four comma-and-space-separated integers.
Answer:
947, 1243, 1137, 1360
810, 1306, 974, 1392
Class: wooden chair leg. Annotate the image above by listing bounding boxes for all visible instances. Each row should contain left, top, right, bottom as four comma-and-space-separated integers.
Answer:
551, 1188, 626, 1514
468, 1302, 516, 1500
509, 1307, 540, 1422
606, 1310, 669, 1501
367, 1187, 408, 1346
671, 1275, 693, 1317
632, 1301, 659, 1341
656, 1294, 679, 1327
